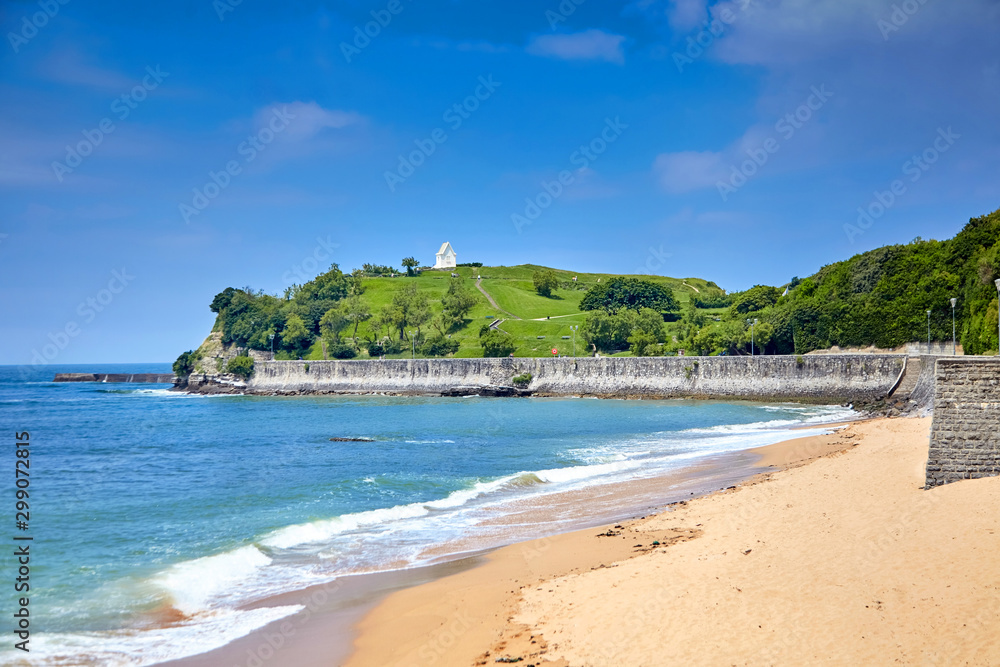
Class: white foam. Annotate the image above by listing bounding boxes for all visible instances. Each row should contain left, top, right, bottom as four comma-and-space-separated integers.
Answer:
11, 605, 302, 667
153, 545, 270, 615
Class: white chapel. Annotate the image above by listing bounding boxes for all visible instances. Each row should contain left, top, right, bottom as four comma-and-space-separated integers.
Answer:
433, 242, 457, 269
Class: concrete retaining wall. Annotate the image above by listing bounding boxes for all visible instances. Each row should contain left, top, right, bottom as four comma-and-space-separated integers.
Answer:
186, 355, 906, 403
926, 358, 1000, 486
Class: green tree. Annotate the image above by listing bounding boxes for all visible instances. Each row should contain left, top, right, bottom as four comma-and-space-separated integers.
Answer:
319, 307, 350, 341
480, 329, 517, 357
442, 278, 478, 329
402, 256, 419, 276
282, 313, 311, 350
533, 269, 559, 297
226, 355, 255, 380
420, 334, 460, 356
173, 350, 201, 379
580, 277, 679, 316
343, 295, 372, 343
730, 285, 781, 315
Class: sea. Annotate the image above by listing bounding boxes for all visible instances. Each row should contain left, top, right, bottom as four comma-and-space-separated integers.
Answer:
0, 363, 857, 666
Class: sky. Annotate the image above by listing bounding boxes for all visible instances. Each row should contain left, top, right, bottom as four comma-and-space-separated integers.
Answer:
1, 0, 999, 365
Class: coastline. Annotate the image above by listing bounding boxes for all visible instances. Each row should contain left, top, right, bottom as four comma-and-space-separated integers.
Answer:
160, 416, 861, 667
343, 416, 1000, 666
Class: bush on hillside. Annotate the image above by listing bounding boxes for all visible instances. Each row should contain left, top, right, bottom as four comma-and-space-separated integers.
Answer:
226, 355, 255, 380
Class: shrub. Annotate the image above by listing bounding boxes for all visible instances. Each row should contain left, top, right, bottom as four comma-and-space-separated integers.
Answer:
367, 341, 385, 357
512, 372, 532, 387
226, 355, 255, 380
304, 363, 310, 372
172, 350, 200, 379
533, 269, 559, 297
580, 277, 679, 315
420, 334, 460, 357
481, 330, 518, 357
327, 341, 357, 359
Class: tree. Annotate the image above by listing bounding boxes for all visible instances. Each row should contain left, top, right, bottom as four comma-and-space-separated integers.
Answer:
226, 355, 255, 380
442, 278, 477, 329
319, 307, 350, 341
420, 334, 460, 356
480, 329, 517, 357
282, 313, 311, 351
173, 350, 201, 379
402, 256, 419, 276
533, 270, 559, 297
343, 295, 372, 343
730, 285, 781, 315
580, 278, 679, 315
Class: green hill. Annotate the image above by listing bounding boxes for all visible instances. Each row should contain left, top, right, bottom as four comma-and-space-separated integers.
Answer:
187, 264, 722, 363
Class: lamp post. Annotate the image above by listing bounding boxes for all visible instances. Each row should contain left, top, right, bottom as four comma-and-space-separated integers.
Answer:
926, 310, 932, 355
995, 279, 1000, 356
950, 298, 957, 356
269, 333, 275, 360
569, 325, 578, 357
748, 318, 758, 357
409, 331, 415, 359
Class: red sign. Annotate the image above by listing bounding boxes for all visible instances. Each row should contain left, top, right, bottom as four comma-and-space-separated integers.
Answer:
551, 348, 558, 355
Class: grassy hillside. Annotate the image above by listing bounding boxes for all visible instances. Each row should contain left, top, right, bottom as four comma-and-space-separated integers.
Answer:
321, 266, 715, 359
187, 263, 721, 364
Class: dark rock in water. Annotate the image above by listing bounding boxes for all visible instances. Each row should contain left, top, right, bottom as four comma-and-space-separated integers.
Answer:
329, 437, 375, 442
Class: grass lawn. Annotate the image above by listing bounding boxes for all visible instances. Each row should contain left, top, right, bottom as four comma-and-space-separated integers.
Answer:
287, 265, 722, 360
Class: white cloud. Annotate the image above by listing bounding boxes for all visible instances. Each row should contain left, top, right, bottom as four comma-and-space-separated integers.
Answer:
35, 48, 134, 91
526, 29, 626, 65
255, 102, 363, 143
653, 124, 776, 193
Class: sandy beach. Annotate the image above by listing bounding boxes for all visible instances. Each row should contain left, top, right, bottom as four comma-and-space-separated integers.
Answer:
344, 417, 1000, 666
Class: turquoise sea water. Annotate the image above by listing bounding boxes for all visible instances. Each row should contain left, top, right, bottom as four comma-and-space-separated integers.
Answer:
0, 364, 855, 665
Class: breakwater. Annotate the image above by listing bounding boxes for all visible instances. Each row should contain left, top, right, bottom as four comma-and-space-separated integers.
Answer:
55, 373, 176, 383
183, 355, 906, 403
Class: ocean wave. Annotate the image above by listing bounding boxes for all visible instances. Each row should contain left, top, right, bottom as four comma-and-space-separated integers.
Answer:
9, 604, 302, 667
152, 545, 271, 615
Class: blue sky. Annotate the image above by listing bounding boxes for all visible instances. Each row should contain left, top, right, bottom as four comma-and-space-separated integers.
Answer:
1, 0, 998, 364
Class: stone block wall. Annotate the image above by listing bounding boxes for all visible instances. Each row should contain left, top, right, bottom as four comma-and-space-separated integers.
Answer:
926, 359, 1000, 486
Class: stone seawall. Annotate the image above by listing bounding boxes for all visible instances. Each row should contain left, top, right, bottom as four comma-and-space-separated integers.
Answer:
185, 355, 906, 403
926, 358, 1000, 486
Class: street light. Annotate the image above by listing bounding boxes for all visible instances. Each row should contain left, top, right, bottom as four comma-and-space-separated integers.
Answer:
748, 318, 758, 357
995, 279, 1000, 356
950, 298, 957, 356
926, 310, 932, 355
409, 331, 415, 359
569, 325, 578, 357
269, 333, 275, 360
